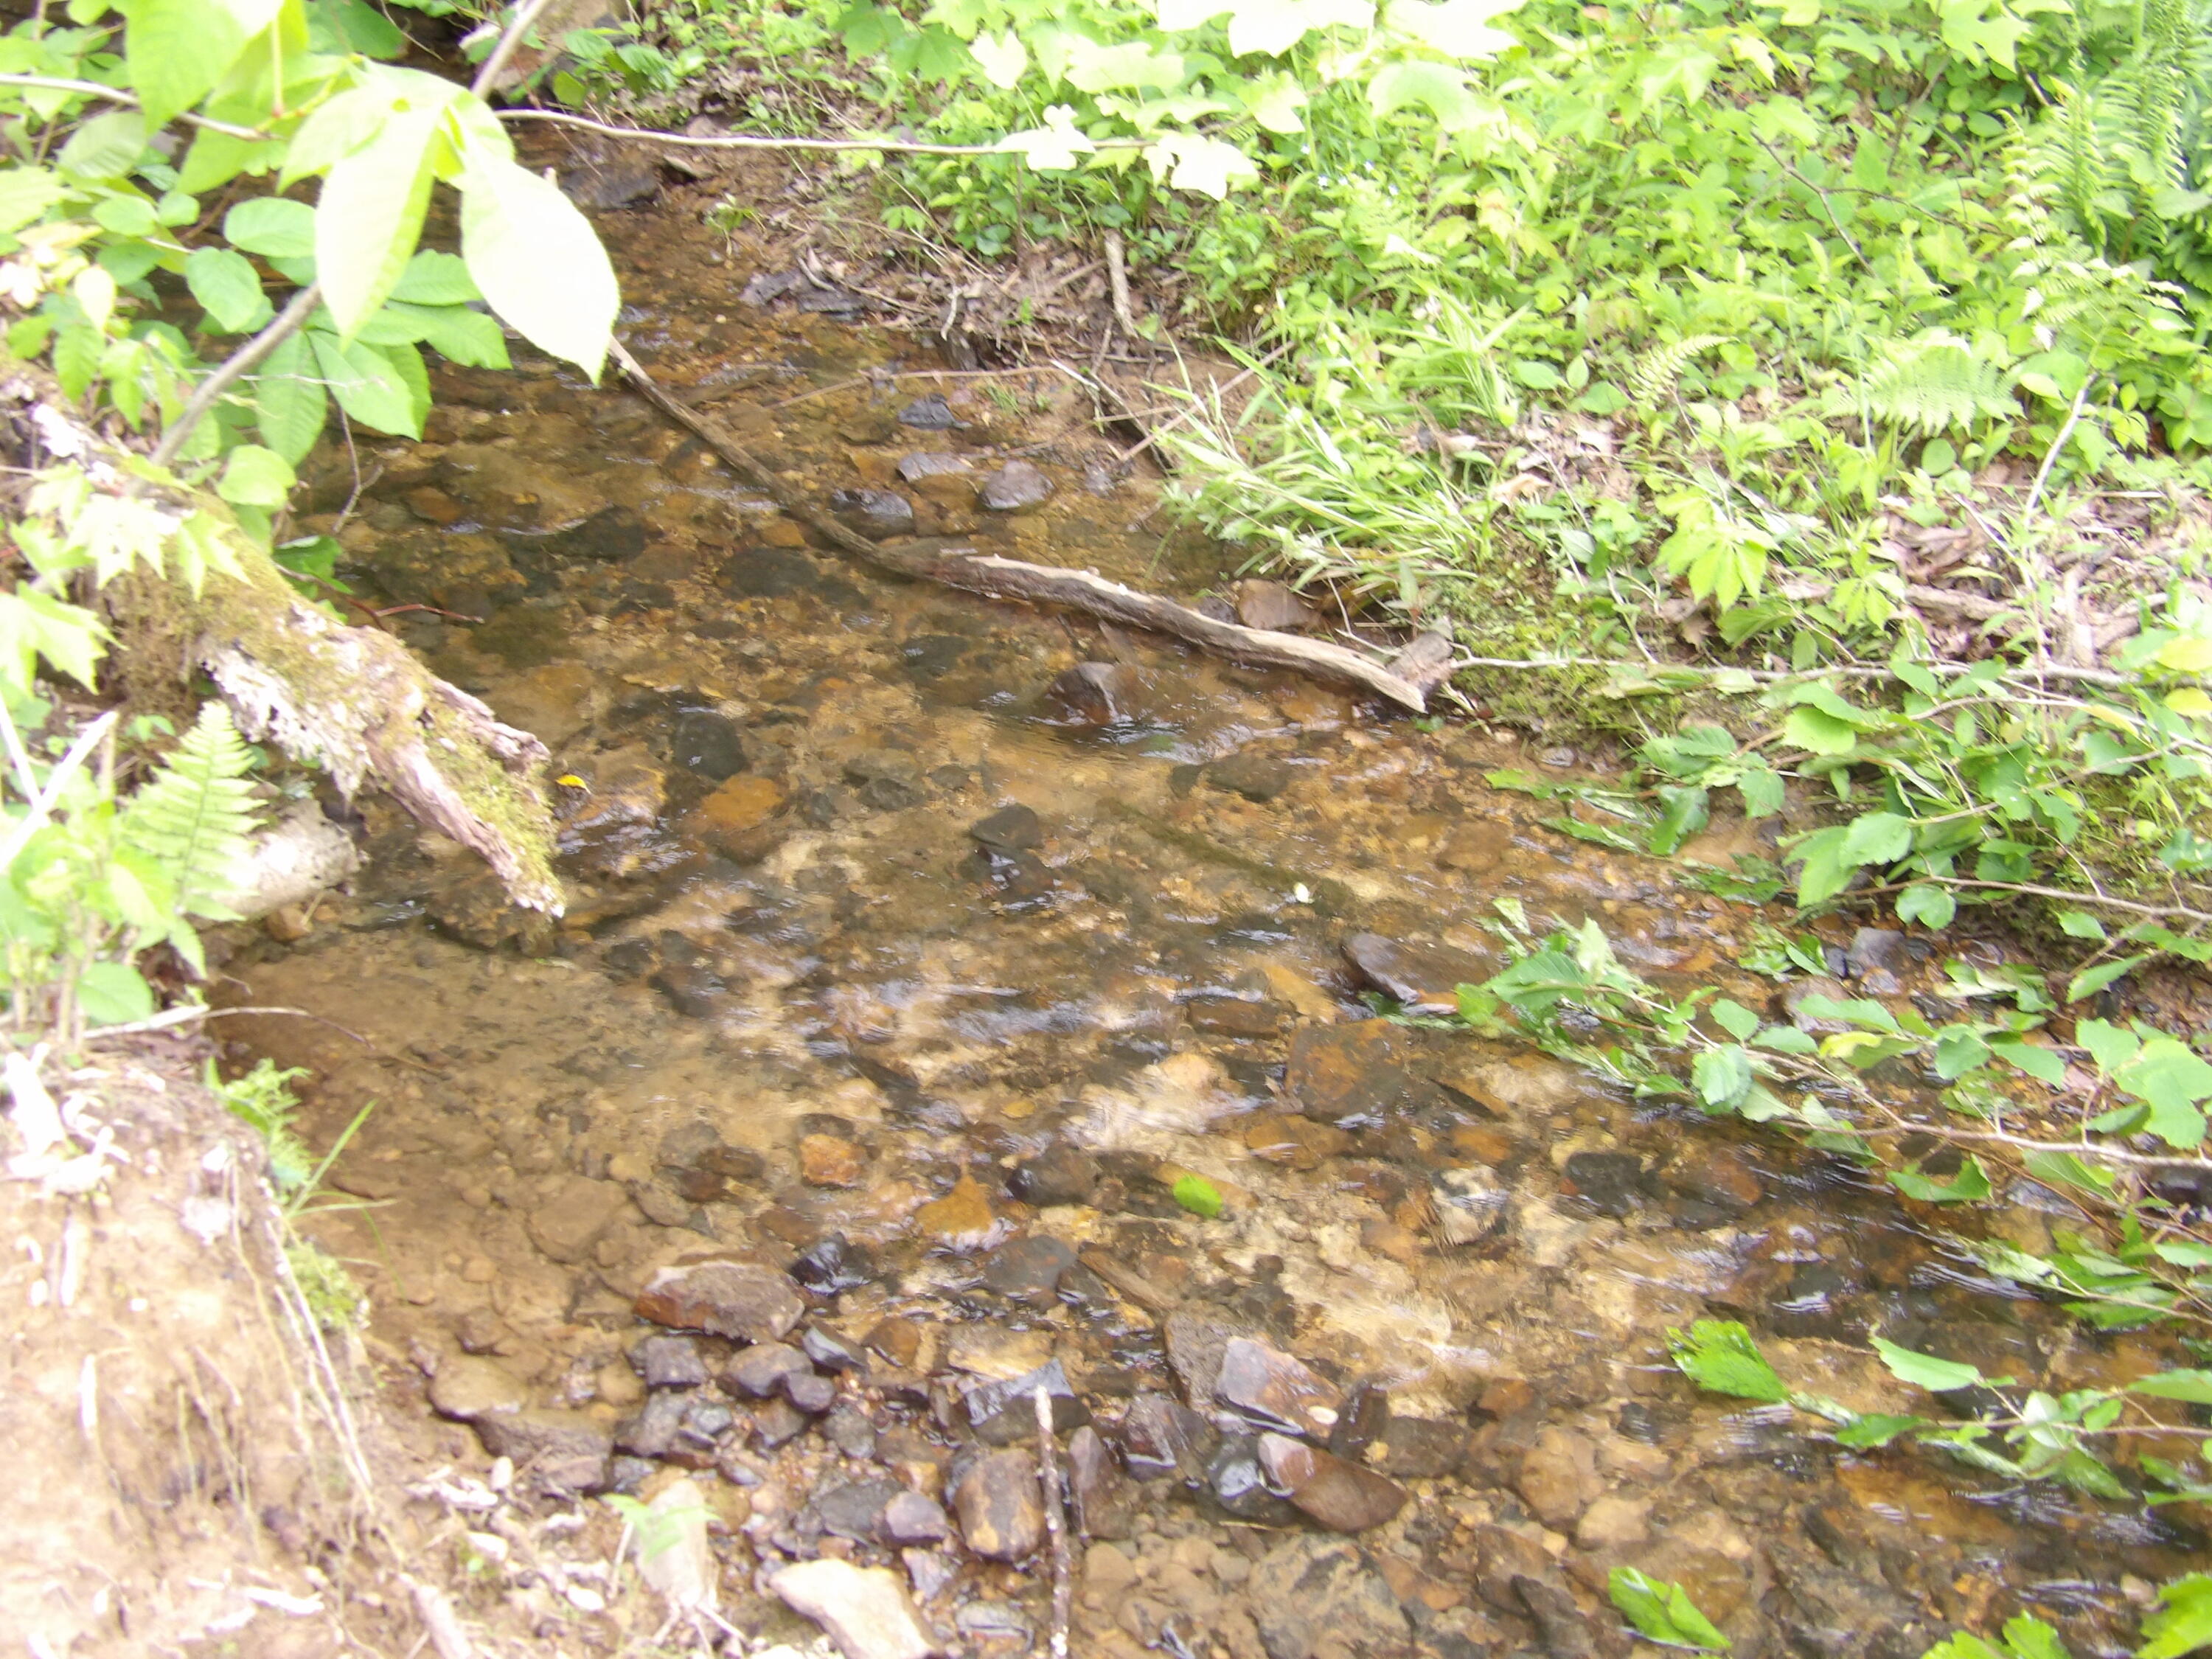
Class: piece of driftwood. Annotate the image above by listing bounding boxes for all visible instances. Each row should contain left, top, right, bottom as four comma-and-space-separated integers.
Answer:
608, 339, 1446, 712
1, 364, 563, 913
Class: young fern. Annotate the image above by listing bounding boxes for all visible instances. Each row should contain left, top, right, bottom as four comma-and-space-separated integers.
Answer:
1859, 335, 2020, 435
119, 702, 262, 953
1627, 335, 1727, 411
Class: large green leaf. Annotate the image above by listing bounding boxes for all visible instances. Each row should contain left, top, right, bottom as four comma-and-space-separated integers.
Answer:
0, 167, 65, 234
183, 246, 269, 333
1871, 1335, 1984, 1392
308, 330, 420, 436
77, 959, 156, 1026
255, 330, 328, 462
316, 103, 443, 338
458, 153, 619, 380
120, 0, 280, 131
1383, 0, 1523, 58
390, 249, 481, 305
2113, 1037, 2212, 1149
58, 111, 147, 181
216, 444, 296, 508
1667, 1320, 1787, 1402
2129, 1370, 2212, 1406
1368, 60, 1485, 130
1609, 1568, 1728, 1652
225, 196, 316, 258
362, 300, 509, 369
2138, 1575, 2212, 1659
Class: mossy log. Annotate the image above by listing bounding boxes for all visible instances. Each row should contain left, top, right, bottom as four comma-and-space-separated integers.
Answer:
0, 364, 563, 913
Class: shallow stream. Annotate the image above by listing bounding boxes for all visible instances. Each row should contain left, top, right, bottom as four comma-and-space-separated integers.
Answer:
220, 193, 2204, 1659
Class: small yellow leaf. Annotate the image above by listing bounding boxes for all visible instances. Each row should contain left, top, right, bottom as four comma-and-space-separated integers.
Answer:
555, 774, 587, 788
2166, 688, 2212, 720
72, 264, 115, 333
2157, 635, 2212, 674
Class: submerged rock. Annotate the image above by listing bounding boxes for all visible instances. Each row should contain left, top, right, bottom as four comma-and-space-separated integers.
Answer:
630, 1335, 710, 1389
969, 803, 1044, 851
1286, 1020, 1410, 1127
1256, 1433, 1408, 1532
1037, 662, 1142, 725
1248, 1536, 1412, 1659
1068, 1425, 1136, 1539
1007, 1143, 1096, 1208
724, 1342, 813, 1399
1119, 1391, 1218, 1481
978, 459, 1053, 511
964, 1357, 1090, 1445
951, 1449, 1044, 1559
1216, 1337, 1343, 1439
1433, 1165, 1510, 1244
1341, 933, 1492, 1014
830, 488, 916, 538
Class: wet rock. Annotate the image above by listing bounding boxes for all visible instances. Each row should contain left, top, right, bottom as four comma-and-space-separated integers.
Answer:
978, 459, 1053, 512
1340, 933, 1492, 1015
1516, 1425, 1600, 1527
1576, 1494, 1652, 1548
866, 1316, 924, 1370
1846, 927, 1907, 976
651, 963, 727, 1019
898, 394, 958, 429
662, 1138, 766, 1205
1243, 1114, 1350, 1171
880, 1489, 952, 1545
826, 1403, 879, 1459
526, 1175, 631, 1265
800, 1132, 869, 1188
405, 484, 466, 524
1516, 1573, 1596, 1659
1234, 579, 1319, 633
915, 1172, 998, 1250
801, 1325, 869, 1372
636, 1260, 804, 1343
754, 1396, 810, 1449
791, 1232, 874, 1295
671, 709, 746, 781
785, 1370, 836, 1415
1562, 1150, 1646, 1217
1327, 1380, 1391, 1461
965, 1358, 1091, 1445
726, 1343, 813, 1399
1119, 1391, 1218, 1481
613, 1389, 692, 1459
951, 1450, 1044, 1560
956, 1604, 1032, 1646
970, 803, 1044, 852
630, 1335, 710, 1389
1257, 1433, 1408, 1533
1204, 753, 1295, 804
830, 488, 917, 539
1037, 662, 1141, 726
1286, 1020, 1410, 1127
473, 1409, 612, 1496
1249, 1536, 1413, 1659
813, 1477, 903, 1542
1432, 1165, 1510, 1244
1374, 1416, 1467, 1480
1206, 1434, 1300, 1523
971, 844, 1054, 904
548, 504, 650, 562
720, 545, 821, 598
897, 451, 972, 483
981, 1235, 1077, 1303
560, 154, 659, 209
770, 1558, 936, 1659
1474, 1524, 1559, 1613
1186, 995, 1290, 1037
1068, 1425, 1135, 1540
1163, 1309, 1240, 1409
1663, 1145, 1763, 1214
1784, 975, 1856, 1033
1217, 1337, 1343, 1439
1008, 1143, 1096, 1208
426, 1354, 526, 1421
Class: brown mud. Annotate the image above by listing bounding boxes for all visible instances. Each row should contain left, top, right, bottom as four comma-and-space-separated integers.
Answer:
198, 157, 2211, 1658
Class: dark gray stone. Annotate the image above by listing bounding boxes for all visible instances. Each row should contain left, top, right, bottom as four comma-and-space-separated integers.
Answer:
1008, 1143, 1096, 1208
753, 1397, 810, 1449
782, 1371, 836, 1414
724, 1342, 813, 1399
964, 1357, 1090, 1446
970, 804, 1044, 851
1119, 1391, 1217, 1481
1340, 933, 1493, 1015
1374, 1416, 1467, 1480
981, 1235, 1077, 1303
978, 459, 1053, 511
1217, 1337, 1343, 1439
899, 395, 958, 429
790, 1232, 874, 1295
810, 1477, 902, 1542
880, 1489, 953, 1545
1068, 1425, 1135, 1540
1562, 1150, 1646, 1217
474, 1410, 612, 1496
897, 451, 971, 481
825, 1403, 877, 1459
1204, 753, 1295, 803
829, 488, 916, 538
672, 710, 746, 781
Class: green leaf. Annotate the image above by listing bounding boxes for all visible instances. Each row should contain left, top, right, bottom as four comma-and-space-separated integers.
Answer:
1667, 1320, 1787, 1402
215, 443, 294, 508
184, 246, 268, 333
123, 0, 279, 129
1896, 883, 1955, 929
0, 167, 64, 234
1383, 0, 1523, 59
1144, 133, 1259, 198
1608, 1568, 1728, 1652
119, 700, 262, 922
2138, 1574, 2212, 1659
1172, 1173, 1222, 1217
2114, 1037, 2212, 1149
1224, 0, 1374, 57
1647, 785, 1709, 857
307, 330, 420, 436
1368, 60, 1485, 130
2076, 1018, 2141, 1077
2067, 954, 2147, 1004
316, 104, 442, 339
77, 959, 156, 1026
1691, 1044, 1752, 1110
90, 193, 158, 237
225, 196, 316, 258
1990, 1039, 2065, 1085
58, 111, 146, 181
1888, 1156, 1992, 1203
2000, 1615, 2072, 1659
1736, 763, 1784, 818
1833, 1413, 1927, 1447
255, 330, 328, 462
969, 27, 1028, 86
457, 153, 619, 380
2057, 910, 2107, 941
1839, 810, 1912, 868
1711, 998, 1760, 1040
389, 248, 481, 305
1871, 1335, 1983, 1392
2130, 1371, 2212, 1406
366, 300, 509, 369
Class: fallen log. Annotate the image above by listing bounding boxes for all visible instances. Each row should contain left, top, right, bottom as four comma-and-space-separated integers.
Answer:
608, 339, 1447, 713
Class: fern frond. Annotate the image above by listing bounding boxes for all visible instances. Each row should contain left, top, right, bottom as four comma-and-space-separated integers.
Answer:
1860, 335, 2019, 435
119, 702, 262, 923
1628, 335, 1727, 410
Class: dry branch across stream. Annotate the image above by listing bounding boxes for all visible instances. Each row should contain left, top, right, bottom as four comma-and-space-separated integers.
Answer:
607, 339, 1453, 713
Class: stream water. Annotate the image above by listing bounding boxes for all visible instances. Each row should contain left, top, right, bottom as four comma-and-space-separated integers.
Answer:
218, 193, 2204, 1658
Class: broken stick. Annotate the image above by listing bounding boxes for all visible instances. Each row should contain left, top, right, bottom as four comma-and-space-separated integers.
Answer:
608, 339, 1446, 712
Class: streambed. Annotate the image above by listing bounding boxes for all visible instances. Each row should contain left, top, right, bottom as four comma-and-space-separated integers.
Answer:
217, 187, 2203, 1659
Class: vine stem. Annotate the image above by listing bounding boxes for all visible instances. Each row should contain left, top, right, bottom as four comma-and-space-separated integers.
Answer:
150, 283, 320, 470
0, 74, 267, 139
470, 0, 556, 98
499, 105, 1151, 157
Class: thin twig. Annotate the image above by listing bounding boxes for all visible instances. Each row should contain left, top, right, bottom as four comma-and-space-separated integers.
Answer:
151, 284, 321, 469
1103, 229, 1138, 338
2019, 375, 2096, 532
498, 105, 1150, 157
1034, 1386, 1072, 1659
0, 707, 116, 872
0, 74, 268, 139
469, 0, 557, 97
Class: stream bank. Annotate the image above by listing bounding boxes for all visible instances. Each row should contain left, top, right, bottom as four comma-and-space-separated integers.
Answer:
199, 155, 2210, 1659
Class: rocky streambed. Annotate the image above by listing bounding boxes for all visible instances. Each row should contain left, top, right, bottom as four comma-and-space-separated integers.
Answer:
213, 177, 2205, 1658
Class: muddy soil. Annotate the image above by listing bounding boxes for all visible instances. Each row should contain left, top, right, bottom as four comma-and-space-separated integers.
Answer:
211, 178, 2207, 1658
